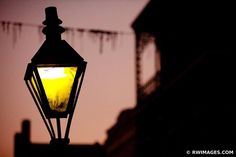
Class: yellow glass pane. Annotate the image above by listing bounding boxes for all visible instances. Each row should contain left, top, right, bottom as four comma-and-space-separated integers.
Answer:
37, 67, 77, 112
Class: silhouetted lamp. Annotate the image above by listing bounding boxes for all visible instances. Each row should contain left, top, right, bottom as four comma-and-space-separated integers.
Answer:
24, 7, 87, 145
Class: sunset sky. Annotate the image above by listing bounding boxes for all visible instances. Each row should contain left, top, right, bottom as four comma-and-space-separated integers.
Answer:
0, 1, 150, 157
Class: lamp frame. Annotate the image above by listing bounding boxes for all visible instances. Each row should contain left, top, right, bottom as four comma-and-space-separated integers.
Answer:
24, 6, 87, 145
25, 62, 86, 144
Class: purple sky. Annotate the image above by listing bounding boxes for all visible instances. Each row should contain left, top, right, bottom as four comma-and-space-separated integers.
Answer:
0, 1, 150, 157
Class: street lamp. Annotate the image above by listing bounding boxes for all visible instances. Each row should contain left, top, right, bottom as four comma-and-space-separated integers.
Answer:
24, 7, 87, 145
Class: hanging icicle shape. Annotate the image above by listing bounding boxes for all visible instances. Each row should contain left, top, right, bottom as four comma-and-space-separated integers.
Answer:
107, 32, 118, 51
1, 21, 11, 35
0, 20, 132, 53
6, 21, 10, 35
77, 29, 85, 53
64, 27, 76, 47
89, 30, 105, 54
1, 21, 22, 48
88, 29, 119, 54
1, 21, 6, 32
12, 22, 22, 47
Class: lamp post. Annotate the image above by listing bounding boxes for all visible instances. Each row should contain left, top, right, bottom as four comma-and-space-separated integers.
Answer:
24, 7, 87, 145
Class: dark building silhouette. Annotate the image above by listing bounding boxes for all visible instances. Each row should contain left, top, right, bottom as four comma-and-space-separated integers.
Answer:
15, 120, 105, 157
104, 109, 137, 157
105, 0, 236, 157
15, 1, 236, 157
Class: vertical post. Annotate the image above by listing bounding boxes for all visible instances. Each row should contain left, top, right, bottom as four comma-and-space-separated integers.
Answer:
22, 120, 30, 143
135, 32, 142, 104
56, 118, 62, 139
14, 120, 30, 157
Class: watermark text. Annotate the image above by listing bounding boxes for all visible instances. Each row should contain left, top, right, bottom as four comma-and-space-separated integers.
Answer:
186, 150, 234, 156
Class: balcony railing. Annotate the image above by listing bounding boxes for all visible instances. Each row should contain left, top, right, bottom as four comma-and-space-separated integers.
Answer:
139, 71, 160, 100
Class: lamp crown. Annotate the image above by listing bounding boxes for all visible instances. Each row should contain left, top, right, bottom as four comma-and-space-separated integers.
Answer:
43, 7, 62, 25
42, 6, 65, 41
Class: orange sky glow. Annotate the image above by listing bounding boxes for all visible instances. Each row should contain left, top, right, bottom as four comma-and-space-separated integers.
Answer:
0, 1, 150, 157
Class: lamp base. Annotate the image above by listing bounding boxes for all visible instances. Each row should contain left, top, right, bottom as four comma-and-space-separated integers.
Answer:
50, 138, 70, 146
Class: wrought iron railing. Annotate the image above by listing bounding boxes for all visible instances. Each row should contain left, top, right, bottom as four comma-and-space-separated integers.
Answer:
139, 71, 160, 99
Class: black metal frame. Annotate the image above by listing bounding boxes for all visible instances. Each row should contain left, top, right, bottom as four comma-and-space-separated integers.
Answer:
24, 61, 87, 143
24, 6, 87, 145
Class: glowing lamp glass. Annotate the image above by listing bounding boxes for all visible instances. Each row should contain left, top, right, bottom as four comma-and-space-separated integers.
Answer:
37, 67, 77, 112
